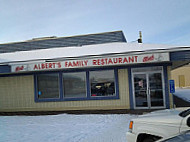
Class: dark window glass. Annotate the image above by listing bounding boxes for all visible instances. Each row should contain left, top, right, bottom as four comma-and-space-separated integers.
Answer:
134, 74, 148, 107
37, 74, 60, 99
149, 73, 164, 107
90, 70, 115, 97
63, 72, 86, 98
149, 73, 163, 89
150, 90, 164, 106
132, 66, 162, 72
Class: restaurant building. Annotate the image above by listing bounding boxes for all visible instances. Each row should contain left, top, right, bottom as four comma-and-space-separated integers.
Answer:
0, 31, 190, 112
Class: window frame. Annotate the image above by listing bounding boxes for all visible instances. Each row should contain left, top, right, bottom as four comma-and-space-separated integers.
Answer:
34, 68, 119, 102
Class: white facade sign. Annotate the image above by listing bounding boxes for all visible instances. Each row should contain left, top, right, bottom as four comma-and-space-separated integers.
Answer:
11, 53, 169, 73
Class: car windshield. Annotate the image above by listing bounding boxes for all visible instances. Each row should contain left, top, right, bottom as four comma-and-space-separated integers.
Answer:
179, 108, 190, 117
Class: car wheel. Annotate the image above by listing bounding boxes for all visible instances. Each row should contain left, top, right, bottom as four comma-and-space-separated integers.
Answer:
143, 137, 155, 142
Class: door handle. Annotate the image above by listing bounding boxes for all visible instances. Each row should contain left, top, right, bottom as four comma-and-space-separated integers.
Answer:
148, 88, 150, 95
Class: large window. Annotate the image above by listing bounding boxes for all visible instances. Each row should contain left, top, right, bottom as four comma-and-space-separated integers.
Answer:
63, 72, 86, 98
90, 70, 115, 97
36, 73, 60, 99
35, 69, 118, 102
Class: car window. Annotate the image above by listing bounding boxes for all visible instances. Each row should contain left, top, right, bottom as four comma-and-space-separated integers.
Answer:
179, 109, 190, 117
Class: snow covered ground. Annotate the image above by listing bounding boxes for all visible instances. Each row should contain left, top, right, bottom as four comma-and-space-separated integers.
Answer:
0, 114, 135, 142
174, 88, 190, 103
2, 89, 190, 142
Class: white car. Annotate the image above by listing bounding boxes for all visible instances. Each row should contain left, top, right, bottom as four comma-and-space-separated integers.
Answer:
126, 108, 190, 142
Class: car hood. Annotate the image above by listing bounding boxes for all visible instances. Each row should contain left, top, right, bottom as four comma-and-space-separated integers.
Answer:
134, 109, 183, 124
143, 109, 181, 116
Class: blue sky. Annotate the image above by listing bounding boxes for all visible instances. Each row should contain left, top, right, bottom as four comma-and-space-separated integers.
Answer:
0, 0, 190, 45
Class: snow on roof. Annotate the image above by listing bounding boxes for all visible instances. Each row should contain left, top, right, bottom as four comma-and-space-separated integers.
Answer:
0, 42, 188, 64
0, 58, 10, 64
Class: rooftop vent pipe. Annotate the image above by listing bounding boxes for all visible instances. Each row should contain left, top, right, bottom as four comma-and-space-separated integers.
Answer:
138, 31, 142, 43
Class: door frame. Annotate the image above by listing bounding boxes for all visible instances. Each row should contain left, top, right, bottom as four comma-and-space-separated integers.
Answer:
131, 66, 166, 109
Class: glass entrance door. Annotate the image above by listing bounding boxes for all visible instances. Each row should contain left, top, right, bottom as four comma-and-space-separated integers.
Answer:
132, 67, 165, 109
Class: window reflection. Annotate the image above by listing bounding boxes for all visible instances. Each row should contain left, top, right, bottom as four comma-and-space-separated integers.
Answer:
134, 74, 148, 107
149, 73, 163, 107
63, 72, 86, 98
90, 70, 115, 97
37, 73, 60, 99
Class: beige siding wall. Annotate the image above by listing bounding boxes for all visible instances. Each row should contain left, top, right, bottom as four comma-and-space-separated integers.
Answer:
0, 69, 130, 112
171, 66, 190, 88
118, 69, 130, 109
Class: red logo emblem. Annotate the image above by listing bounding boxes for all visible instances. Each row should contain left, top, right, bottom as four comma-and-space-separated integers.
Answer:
143, 55, 154, 62
15, 66, 24, 72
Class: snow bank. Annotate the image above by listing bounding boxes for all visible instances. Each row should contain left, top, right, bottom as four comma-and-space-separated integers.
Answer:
0, 114, 135, 142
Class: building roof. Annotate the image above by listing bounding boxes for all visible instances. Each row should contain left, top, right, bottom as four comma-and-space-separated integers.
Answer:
0, 42, 189, 65
0, 31, 126, 53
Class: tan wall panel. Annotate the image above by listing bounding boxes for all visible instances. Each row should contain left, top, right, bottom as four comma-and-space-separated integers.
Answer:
0, 76, 34, 110
171, 66, 190, 88
0, 69, 130, 112
179, 75, 185, 87
118, 69, 130, 109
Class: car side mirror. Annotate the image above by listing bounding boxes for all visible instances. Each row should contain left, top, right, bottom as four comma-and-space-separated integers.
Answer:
187, 117, 190, 127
